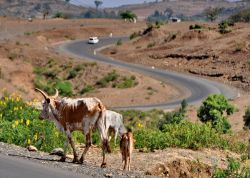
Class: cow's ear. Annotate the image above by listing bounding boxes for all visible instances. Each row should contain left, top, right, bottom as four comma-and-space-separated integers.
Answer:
46, 98, 50, 103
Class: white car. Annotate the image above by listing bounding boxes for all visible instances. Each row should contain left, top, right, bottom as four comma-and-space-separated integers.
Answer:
88, 37, 99, 44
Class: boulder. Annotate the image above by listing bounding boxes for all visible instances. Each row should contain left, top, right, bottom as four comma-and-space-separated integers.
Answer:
50, 148, 64, 156
27, 145, 38, 152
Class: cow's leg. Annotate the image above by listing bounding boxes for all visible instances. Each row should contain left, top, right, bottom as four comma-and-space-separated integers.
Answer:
79, 132, 91, 164
65, 129, 78, 163
124, 152, 128, 170
97, 115, 111, 168
128, 155, 131, 171
114, 129, 118, 145
59, 139, 68, 162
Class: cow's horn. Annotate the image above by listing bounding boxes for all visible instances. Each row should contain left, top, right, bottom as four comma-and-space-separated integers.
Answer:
52, 88, 59, 98
35, 88, 49, 99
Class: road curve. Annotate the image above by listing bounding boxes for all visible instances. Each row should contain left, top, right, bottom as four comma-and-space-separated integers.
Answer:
59, 37, 237, 110
0, 154, 90, 178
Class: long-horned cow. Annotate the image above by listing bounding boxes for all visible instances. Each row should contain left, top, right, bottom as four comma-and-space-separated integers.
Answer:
35, 88, 111, 167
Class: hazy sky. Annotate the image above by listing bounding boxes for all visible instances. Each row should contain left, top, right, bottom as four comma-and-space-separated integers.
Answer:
70, 0, 157, 8
71, 0, 241, 8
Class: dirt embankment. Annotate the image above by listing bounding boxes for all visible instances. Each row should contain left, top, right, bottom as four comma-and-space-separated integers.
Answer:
101, 22, 250, 131
0, 17, 181, 108
102, 22, 250, 93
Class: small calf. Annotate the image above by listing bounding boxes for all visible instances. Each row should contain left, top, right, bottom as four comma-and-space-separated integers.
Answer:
105, 110, 127, 144
120, 131, 134, 171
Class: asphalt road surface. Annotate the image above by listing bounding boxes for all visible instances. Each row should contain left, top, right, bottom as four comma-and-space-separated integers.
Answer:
59, 37, 237, 110
0, 154, 90, 178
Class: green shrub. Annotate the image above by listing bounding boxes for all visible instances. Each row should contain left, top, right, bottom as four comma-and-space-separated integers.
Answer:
80, 85, 95, 94
53, 12, 71, 19
96, 70, 119, 87
197, 94, 234, 133
213, 158, 250, 178
120, 10, 137, 20
229, 8, 250, 23
67, 69, 78, 80
158, 100, 187, 130
189, 24, 203, 30
218, 21, 231, 34
115, 76, 137, 89
130, 32, 140, 40
8, 52, 18, 60
243, 107, 250, 129
147, 42, 156, 48
24, 32, 32, 36
55, 81, 72, 97
0, 94, 105, 152
116, 39, 122, 46
74, 65, 83, 72
0, 94, 65, 152
134, 121, 247, 152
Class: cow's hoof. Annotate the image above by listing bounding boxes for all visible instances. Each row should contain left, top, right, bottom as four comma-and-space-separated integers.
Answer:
101, 163, 107, 168
72, 157, 79, 163
59, 157, 66, 162
79, 157, 84, 164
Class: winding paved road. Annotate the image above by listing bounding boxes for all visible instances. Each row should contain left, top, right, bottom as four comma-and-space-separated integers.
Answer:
59, 37, 237, 110
0, 154, 90, 178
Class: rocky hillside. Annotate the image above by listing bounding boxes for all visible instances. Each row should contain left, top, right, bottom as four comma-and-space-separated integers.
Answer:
0, 0, 87, 18
109, 0, 249, 20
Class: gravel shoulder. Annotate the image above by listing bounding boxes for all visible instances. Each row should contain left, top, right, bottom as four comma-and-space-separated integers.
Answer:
0, 142, 146, 178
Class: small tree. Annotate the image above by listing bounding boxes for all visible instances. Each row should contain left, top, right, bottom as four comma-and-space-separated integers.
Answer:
120, 10, 137, 21
218, 21, 231, 34
158, 100, 187, 130
94, 0, 103, 10
205, 7, 223, 22
197, 94, 235, 133
243, 107, 250, 129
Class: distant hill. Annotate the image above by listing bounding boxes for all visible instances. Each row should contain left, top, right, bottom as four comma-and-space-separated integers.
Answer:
0, 0, 87, 18
108, 0, 250, 20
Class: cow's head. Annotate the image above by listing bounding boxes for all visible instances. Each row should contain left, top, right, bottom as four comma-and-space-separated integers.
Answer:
35, 88, 59, 121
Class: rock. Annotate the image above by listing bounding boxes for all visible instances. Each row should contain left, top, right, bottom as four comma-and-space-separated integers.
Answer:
50, 148, 64, 156
104, 173, 113, 177
27, 145, 38, 152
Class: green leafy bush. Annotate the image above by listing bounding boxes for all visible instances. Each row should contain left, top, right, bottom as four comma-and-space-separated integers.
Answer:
115, 76, 137, 89
147, 42, 156, 48
55, 81, 72, 97
67, 69, 78, 80
130, 32, 141, 40
243, 107, 250, 129
218, 21, 231, 34
120, 10, 137, 20
229, 8, 250, 23
116, 39, 122, 46
0, 94, 65, 152
197, 94, 234, 133
134, 121, 246, 152
158, 100, 187, 130
213, 158, 250, 178
80, 85, 95, 94
96, 70, 118, 87
189, 24, 203, 30
53, 12, 72, 19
